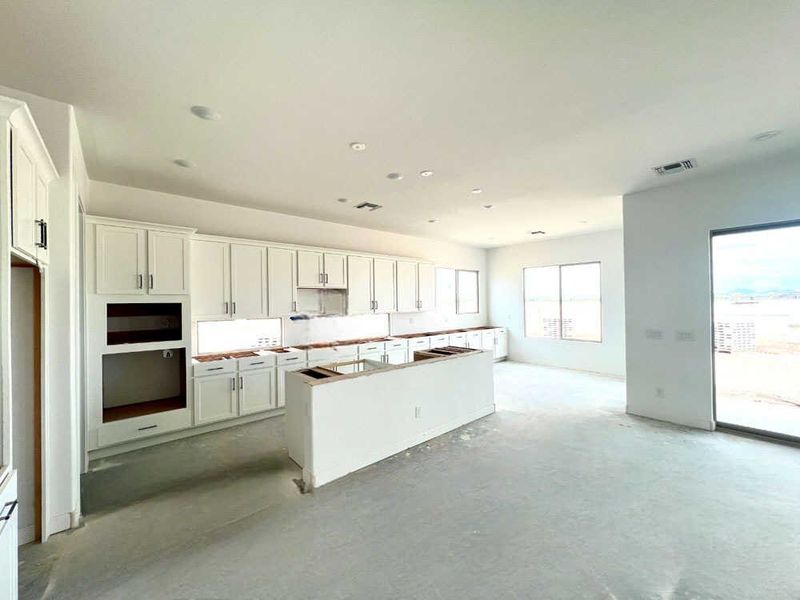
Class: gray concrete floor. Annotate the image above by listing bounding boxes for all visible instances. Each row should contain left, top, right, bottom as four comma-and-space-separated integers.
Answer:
20, 362, 800, 599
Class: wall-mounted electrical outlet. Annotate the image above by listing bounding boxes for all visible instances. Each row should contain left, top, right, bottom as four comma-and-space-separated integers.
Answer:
645, 329, 663, 340
655, 387, 665, 399
162, 350, 174, 359
414, 406, 422, 419
675, 330, 695, 342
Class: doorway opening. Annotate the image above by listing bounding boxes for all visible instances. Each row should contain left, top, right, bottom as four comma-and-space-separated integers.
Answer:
712, 221, 800, 441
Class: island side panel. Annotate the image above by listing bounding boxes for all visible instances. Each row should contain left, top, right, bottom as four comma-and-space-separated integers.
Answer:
308, 351, 495, 488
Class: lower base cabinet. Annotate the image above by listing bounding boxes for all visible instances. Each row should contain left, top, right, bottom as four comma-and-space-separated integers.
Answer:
0, 470, 18, 600
277, 362, 306, 408
240, 368, 275, 414
194, 373, 238, 425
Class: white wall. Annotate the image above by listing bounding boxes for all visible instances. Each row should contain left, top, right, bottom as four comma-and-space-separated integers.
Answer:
88, 181, 489, 334
488, 230, 625, 377
0, 85, 84, 536
623, 150, 800, 430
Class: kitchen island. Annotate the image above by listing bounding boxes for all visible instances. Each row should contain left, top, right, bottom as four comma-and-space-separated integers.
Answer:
285, 347, 495, 490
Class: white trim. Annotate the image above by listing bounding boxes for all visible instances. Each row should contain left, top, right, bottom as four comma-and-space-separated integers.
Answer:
85, 214, 196, 235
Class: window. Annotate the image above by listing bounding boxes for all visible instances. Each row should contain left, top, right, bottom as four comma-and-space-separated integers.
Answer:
523, 262, 601, 342
436, 267, 479, 314
456, 270, 479, 314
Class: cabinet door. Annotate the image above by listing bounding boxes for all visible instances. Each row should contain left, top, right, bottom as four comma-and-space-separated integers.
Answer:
230, 244, 267, 318
147, 231, 189, 295
191, 239, 231, 319
396, 261, 418, 313
417, 263, 436, 312
268, 247, 297, 315
372, 258, 396, 313
466, 331, 483, 349
297, 250, 324, 288
0, 470, 18, 600
11, 133, 38, 259
96, 224, 147, 294
347, 256, 373, 315
323, 253, 347, 288
239, 369, 274, 415
494, 329, 508, 358
34, 174, 49, 264
194, 374, 238, 425
385, 348, 408, 365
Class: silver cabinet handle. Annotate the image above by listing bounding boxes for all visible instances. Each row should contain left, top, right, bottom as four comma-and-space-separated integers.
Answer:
149, 274, 154, 289
292, 300, 297, 312
285, 357, 298, 361
324, 273, 329, 284
239, 376, 244, 389
138, 274, 143, 289
137, 424, 158, 432
231, 377, 236, 391
35, 219, 45, 248
224, 301, 229, 314
0, 500, 18, 522
207, 366, 224, 371
232, 301, 236, 315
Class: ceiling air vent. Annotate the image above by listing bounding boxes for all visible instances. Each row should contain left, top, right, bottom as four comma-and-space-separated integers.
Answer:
354, 201, 383, 211
653, 159, 696, 176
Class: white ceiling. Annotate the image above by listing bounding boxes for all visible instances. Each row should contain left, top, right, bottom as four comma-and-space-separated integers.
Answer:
2, 1, 800, 248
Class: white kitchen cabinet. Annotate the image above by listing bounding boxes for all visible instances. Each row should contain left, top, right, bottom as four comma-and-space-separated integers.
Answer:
372, 258, 396, 313
191, 239, 231, 319
417, 263, 436, 311
239, 368, 275, 415
384, 348, 408, 365
96, 224, 147, 295
11, 131, 38, 259
481, 330, 495, 351
396, 261, 418, 313
0, 470, 18, 600
34, 173, 49, 264
297, 250, 324, 288
147, 231, 190, 295
347, 255, 373, 315
466, 331, 483, 349
494, 328, 508, 359
323, 253, 347, 288
194, 373, 238, 425
268, 247, 297, 315
230, 244, 267, 319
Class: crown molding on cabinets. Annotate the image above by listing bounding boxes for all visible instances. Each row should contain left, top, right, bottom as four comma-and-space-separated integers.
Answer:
85, 215, 197, 235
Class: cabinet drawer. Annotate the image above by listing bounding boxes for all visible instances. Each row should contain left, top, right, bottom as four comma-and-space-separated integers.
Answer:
449, 333, 467, 346
358, 342, 385, 354
407, 337, 430, 350
193, 360, 236, 377
429, 335, 448, 348
385, 339, 408, 351
276, 352, 305, 366
238, 355, 276, 371
97, 408, 191, 447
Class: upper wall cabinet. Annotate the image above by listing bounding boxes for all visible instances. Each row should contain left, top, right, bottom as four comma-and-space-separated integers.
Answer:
3, 99, 57, 266
94, 220, 194, 296
268, 247, 297, 315
396, 261, 436, 313
347, 256, 396, 315
191, 239, 294, 321
297, 250, 347, 289
191, 239, 230, 320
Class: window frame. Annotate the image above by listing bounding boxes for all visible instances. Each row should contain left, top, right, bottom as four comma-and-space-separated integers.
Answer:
522, 261, 602, 343
455, 269, 480, 315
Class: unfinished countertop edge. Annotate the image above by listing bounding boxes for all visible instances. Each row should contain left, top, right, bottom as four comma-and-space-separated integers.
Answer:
296, 349, 487, 386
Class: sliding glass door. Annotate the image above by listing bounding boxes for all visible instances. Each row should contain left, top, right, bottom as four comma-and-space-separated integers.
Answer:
712, 222, 800, 440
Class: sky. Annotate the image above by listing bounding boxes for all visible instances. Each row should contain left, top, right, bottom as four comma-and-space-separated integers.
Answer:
713, 225, 800, 295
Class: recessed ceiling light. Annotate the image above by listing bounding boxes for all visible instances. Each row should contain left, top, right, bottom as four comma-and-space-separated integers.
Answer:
190, 105, 221, 121
173, 158, 195, 168
337, 198, 349, 203
419, 170, 434, 177
482, 204, 494, 209
350, 142, 367, 151
471, 188, 483, 194
753, 130, 782, 141
427, 218, 438, 224
386, 172, 403, 180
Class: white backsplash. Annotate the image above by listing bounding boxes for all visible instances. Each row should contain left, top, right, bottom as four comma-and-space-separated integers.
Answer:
283, 313, 389, 346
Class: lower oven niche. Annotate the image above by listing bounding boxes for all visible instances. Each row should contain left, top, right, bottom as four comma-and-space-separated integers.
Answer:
102, 348, 187, 423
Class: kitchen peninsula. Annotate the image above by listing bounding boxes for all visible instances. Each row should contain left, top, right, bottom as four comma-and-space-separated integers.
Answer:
285, 347, 495, 490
